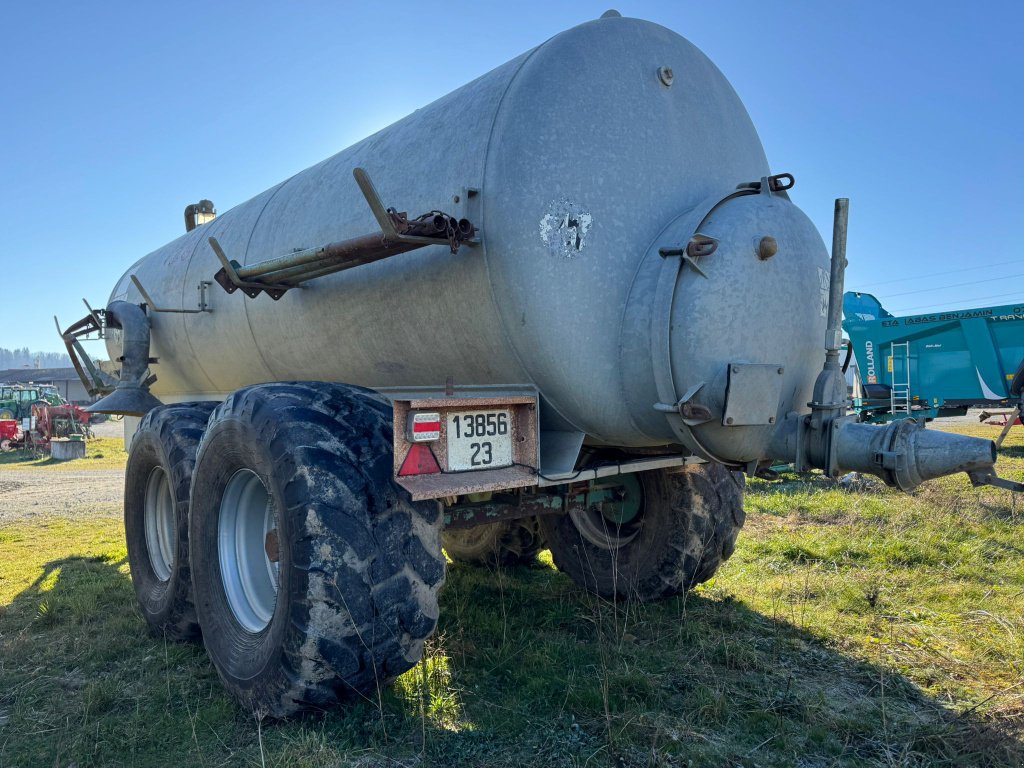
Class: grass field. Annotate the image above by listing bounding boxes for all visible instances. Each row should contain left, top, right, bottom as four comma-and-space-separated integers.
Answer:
0, 423, 1021, 766
0, 437, 127, 470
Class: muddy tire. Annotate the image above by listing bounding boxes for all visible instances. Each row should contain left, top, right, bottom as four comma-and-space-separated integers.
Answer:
540, 463, 744, 601
443, 517, 544, 567
188, 382, 445, 717
124, 402, 217, 640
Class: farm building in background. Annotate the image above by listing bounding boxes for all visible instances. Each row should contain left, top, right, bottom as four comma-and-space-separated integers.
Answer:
0, 367, 97, 404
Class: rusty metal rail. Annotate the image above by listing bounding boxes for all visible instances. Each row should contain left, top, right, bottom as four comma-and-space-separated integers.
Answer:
210, 167, 476, 300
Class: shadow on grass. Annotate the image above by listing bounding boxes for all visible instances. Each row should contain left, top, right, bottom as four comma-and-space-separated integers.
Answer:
0, 437, 125, 469
0, 449, 91, 468
0, 554, 1021, 767
0, 449, 51, 466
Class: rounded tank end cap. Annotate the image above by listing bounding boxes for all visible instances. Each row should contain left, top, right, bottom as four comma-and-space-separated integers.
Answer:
600, 9, 622, 18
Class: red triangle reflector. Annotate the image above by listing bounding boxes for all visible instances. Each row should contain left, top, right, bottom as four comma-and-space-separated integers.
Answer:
398, 443, 441, 477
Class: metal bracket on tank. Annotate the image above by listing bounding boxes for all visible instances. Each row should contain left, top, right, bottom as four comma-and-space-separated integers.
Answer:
209, 239, 292, 300
130, 275, 213, 313
209, 167, 478, 300
654, 382, 713, 426
352, 168, 477, 247
736, 173, 795, 196
659, 233, 718, 278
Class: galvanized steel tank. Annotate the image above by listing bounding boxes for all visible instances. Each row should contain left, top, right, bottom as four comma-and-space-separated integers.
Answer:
106, 14, 830, 462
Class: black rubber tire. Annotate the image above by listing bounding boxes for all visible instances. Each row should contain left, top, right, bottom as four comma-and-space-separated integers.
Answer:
540, 463, 745, 601
124, 402, 217, 641
443, 516, 545, 567
0, 408, 14, 420
188, 382, 446, 717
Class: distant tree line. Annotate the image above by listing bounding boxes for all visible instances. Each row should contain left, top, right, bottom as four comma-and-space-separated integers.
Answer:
0, 347, 72, 370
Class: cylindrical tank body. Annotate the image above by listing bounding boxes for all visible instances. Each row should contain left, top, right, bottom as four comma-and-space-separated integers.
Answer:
107, 15, 829, 459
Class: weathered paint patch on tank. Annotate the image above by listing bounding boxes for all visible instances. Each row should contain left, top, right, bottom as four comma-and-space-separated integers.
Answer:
539, 201, 592, 257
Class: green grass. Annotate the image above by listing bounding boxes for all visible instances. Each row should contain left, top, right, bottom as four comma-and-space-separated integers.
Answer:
0, 437, 127, 470
0, 424, 1022, 766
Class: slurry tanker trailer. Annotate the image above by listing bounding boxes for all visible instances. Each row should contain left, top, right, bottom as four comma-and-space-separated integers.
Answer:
58, 12, 1020, 716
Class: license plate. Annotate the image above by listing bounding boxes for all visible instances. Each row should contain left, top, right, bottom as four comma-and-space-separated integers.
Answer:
446, 409, 513, 471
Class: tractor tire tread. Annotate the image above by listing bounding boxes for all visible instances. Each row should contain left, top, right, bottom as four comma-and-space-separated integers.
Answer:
125, 401, 217, 641
541, 463, 744, 601
190, 382, 444, 717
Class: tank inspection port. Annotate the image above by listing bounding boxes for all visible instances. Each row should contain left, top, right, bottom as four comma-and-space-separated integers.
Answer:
658, 66, 674, 87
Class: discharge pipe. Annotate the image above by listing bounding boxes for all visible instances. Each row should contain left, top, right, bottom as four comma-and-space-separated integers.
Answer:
835, 419, 996, 490
85, 301, 163, 416
770, 199, 1013, 492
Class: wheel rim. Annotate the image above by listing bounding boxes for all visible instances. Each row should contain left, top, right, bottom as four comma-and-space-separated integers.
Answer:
143, 467, 176, 581
444, 524, 501, 554
218, 469, 279, 633
569, 473, 645, 551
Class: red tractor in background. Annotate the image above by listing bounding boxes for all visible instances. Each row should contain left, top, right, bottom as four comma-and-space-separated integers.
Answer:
0, 384, 91, 452
32, 401, 91, 440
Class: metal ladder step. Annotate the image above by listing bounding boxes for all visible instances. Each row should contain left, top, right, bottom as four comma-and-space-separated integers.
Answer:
890, 341, 911, 415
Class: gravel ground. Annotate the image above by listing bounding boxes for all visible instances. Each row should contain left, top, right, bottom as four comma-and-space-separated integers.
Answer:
932, 408, 989, 426
0, 420, 130, 526
89, 418, 127, 439
0, 468, 125, 525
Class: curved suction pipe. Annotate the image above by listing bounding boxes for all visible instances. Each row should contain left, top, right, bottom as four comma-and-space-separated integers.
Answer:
85, 301, 163, 416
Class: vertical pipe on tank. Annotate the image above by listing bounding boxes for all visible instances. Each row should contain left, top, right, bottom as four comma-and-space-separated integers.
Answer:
825, 198, 849, 357
803, 198, 852, 474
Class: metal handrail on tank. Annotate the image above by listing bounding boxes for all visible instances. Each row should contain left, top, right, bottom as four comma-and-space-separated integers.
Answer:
209, 167, 477, 300
55, 168, 480, 411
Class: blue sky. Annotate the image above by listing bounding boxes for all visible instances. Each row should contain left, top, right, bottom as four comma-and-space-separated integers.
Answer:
1, 1, 1021, 354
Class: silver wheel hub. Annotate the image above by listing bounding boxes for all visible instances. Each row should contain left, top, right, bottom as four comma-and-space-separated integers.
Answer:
218, 469, 279, 633
143, 467, 176, 581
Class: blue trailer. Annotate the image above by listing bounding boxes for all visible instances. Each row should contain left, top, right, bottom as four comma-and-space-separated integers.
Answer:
842, 292, 1024, 423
